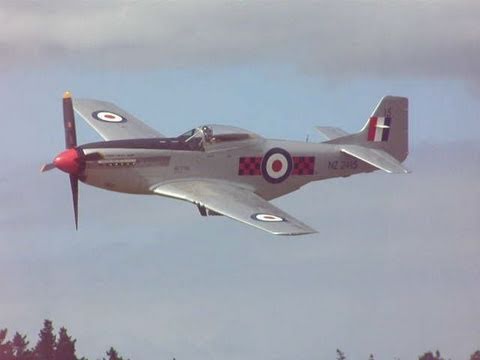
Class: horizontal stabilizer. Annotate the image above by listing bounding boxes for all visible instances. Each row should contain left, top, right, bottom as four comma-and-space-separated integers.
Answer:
316, 126, 349, 140
341, 145, 409, 174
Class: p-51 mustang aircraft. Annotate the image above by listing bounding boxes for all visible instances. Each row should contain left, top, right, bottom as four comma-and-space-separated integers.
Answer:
42, 92, 409, 235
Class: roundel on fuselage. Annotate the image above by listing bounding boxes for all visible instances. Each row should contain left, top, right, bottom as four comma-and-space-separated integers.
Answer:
261, 148, 292, 183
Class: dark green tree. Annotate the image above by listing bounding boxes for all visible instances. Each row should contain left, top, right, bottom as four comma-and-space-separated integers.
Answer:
54, 327, 76, 360
336, 348, 346, 360
471, 350, 480, 360
34, 320, 56, 360
418, 350, 444, 360
11, 332, 32, 360
0, 329, 14, 360
103, 347, 123, 360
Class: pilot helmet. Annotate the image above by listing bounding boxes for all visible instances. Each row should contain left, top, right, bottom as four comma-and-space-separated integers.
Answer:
201, 126, 213, 140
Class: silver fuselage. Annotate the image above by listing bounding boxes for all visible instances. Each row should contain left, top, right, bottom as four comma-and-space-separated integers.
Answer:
79, 137, 374, 200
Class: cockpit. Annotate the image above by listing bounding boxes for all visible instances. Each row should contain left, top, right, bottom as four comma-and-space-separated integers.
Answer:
80, 125, 261, 152
177, 125, 260, 150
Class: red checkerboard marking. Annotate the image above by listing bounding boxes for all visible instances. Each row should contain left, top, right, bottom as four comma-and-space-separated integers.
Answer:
292, 156, 315, 175
238, 157, 262, 176
239, 156, 314, 176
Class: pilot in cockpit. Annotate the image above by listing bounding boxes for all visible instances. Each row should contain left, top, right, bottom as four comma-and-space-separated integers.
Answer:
201, 126, 214, 143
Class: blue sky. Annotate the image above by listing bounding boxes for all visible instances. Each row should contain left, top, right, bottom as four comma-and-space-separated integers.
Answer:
1, 1, 479, 359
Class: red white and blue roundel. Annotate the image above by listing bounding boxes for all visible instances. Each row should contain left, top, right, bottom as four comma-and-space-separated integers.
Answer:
251, 213, 286, 222
92, 111, 126, 123
261, 148, 293, 183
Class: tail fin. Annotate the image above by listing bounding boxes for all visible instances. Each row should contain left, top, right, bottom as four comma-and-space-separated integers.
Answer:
327, 96, 408, 162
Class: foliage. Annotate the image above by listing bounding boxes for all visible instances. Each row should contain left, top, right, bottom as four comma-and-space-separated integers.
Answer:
35, 320, 56, 360
55, 327, 76, 360
419, 350, 445, 360
11, 333, 32, 360
0, 320, 129, 360
0, 329, 14, 360
103, 347, 125, 360
471, 351, 480, 360
336, 348, 346, 360
0, 320, 477, 360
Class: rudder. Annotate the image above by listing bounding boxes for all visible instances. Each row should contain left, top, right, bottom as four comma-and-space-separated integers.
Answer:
327, 96, 408, 162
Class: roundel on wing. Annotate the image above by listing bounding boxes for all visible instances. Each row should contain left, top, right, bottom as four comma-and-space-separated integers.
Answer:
92, 111, 126, 123
251, 213, 286, 222
261, 148, 292, 183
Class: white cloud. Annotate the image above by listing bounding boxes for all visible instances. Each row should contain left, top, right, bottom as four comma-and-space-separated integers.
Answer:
1, 0, 480, 85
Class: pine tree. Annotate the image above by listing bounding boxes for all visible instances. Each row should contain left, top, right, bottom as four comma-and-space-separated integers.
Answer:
0, 329, 14, 360
11, 332, 32, 360
419, 351, 434, 360
336, 348, 346, 360
471, 351, 480, 360
103, 347, 123, 360
54, 328, 76, 360
34, 320, 56, 360
418, 350, 444, 360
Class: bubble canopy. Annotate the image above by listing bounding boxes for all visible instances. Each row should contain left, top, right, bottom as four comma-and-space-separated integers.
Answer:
178, 124, 261, 143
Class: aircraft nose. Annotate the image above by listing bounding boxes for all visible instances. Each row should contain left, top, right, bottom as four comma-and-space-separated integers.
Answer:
54, 148, 81, 175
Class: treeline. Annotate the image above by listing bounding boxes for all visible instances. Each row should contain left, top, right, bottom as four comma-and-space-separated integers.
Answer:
336, 348, 480, 360
1, 320, 480, 360
0, 320, 127, 360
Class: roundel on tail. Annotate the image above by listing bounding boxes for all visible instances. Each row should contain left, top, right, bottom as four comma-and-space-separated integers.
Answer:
261, 148, 292, 183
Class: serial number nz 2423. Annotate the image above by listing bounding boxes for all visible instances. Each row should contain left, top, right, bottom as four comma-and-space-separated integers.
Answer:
328, 160, 358, 170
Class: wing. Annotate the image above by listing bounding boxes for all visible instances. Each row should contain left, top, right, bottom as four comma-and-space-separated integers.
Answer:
152, 180, 317, 236
341, 145, 409, 174
73, 99, 165, 140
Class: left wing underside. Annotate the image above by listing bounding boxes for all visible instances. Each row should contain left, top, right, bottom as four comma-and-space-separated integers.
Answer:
73, 99, 165, 140
152, 180, 317, 236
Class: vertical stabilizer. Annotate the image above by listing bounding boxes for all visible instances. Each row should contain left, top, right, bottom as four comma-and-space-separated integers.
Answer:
327, 96, 408, 162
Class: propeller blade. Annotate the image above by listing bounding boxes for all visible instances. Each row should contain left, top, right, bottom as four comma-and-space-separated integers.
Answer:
69, 174, 79, 230
40, 163, 56, 172
63, 91, 77, 149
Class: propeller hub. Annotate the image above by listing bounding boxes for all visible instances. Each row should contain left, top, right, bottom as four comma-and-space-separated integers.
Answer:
54, 148, 81, 175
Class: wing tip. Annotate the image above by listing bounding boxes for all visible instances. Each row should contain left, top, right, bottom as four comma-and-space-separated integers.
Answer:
274, 228, 318, 236
386, 166, 410, 174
